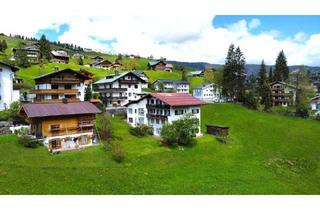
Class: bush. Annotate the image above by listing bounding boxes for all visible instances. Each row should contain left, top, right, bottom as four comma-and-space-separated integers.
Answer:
243, 91, 258, 110
160, 114, 199, 147
18, 135, 40, 148
111, 142, 125, 163
95, 113, 113, 144
129, 125, 153, 136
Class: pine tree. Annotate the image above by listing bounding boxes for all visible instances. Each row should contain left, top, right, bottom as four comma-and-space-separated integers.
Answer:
258, 60, 267, 95
222, 44, 236, 100
261, 82, 272, 111
0, 40, 3, 52
78, 56, 84, 65
268, 67, 273, 83
203, 69, 214, 84
181, 68, 188, 81
39, 34, 51, 60
1, 40, 7, 51
234, 46, 246, 101
274, 50, 289, 81
84, 86, 93, 101
15, 49, 30, 67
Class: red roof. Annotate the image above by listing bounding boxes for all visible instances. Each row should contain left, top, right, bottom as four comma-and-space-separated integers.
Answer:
150, 93, 205, 106
22, 102, 101, 118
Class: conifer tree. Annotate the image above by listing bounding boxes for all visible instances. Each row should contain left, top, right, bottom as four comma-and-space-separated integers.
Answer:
84, 86, 93, 101
274, 50, 289, 81
39, 34, 51, 60
258, 60, 267, 95
268, 67, 273, 83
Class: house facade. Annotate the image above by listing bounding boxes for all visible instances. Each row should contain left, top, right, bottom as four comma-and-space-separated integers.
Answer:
270, 81, 297, 107
0, 62, 20, 111
90, 59, 112, 68
132, 71, 148, 88
31, 68, 92, 103
20, 102, 101, 152
153, 79, 189, 93
148, 60, 172, 71
193, 83, 223, 103
310, 96, 320, 115
125, 93, 204, 136
51, 50, 69, 64
13, 43, 40, 63
188, 70, 204, 77
94, 71, 147, 107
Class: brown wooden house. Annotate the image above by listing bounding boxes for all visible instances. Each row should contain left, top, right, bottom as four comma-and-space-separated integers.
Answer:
51, 50, 69, 64
31, 68, 92, 103
147, 60, 167, 70
20, 102, 101, 152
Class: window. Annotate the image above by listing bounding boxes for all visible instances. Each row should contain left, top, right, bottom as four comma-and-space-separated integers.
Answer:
150, 118, 154, 124
135, 109, 137, 114
138, 108, 144, 115
52, 84, 58, 89
192, 109, 199, 114
65, 84, 72, 89
52, 94, 59, 99
129, 118, 133, 123
156, 119, 160, 124
129, 93, 131, 97
128, 108, 133, 114
135, 85, 138, 89
50, 124, 60, 131
50, 139, 62, 149
175, 110, 184, 115
128, 85, 131, 88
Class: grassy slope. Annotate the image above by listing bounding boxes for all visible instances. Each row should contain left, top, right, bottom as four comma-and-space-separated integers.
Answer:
0, 103, 320, 195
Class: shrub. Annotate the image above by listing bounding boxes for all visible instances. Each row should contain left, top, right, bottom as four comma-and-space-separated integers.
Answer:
243, 91, 258, 110
129, 125, 153, 136
95, 113, 113, 144
160, 114, 199, 147
111, 142, 125, 163
18, 135, 40, 148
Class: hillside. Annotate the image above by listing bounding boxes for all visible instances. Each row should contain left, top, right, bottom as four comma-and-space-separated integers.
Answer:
0, 103, 319, 194
0, 34, 202, 90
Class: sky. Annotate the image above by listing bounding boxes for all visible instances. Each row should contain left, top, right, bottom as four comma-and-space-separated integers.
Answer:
1, 0, 320, 66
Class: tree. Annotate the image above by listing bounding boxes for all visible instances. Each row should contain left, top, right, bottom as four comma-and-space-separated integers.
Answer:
258, 60, 267, 95
222, 44, 236, 99
212, 67, 223, 86
84, 86, 93, 101
181, 68, 188, 81
2, 40, 7, 51
78, 56, 84, 65
160, 114, 199, 146
268, 67, 273, 83
261, 82, 273, 111
174, 64, 185, 72
203, 69, 214, 84
15, 49, 30, 67
274, 50, 289, 81
39, 34, 51, 60
115, 54, 122, 63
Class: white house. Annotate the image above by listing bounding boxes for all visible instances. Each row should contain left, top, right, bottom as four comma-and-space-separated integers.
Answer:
310, 96, 320, 116
132, 71, 149, 89
270, 81, 297, 107
153, 79, 189, 93
125, 93, 204, 137
193, 83, 223, 103
0, 62, 20, 111
94, 71, 147, 107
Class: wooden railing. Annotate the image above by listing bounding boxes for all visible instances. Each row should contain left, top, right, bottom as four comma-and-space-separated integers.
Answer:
50, 78, 80, 84
31, 89, 79, 94
33, 98, 80, 103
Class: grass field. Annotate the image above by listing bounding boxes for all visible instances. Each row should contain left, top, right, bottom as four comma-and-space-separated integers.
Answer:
0, 103, 319, 195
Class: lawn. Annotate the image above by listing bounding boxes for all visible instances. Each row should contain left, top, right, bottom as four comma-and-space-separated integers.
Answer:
0, 103, 320, 194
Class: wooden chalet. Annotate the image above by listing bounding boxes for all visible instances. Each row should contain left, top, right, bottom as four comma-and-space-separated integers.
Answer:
31, 68, 92, 103
147, 60, 167, 71
51, 50, 69, 64
270, 81, 298, 107
12, 43, 40, 63
20, 102, 101, 152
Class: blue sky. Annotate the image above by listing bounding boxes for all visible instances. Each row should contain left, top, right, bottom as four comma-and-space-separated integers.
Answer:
35, 23, 69, 41
213, 15, 320, 39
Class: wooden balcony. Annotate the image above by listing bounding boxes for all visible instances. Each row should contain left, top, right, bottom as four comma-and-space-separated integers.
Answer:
97, 88, 127, 93
101, 96, 127, 100
51, 78, 80, 84
119, 79, 139, 84
146, 113, 169, 119
146, 104, 170, 109
31, 89, 79, 94
33, 98, 80, 103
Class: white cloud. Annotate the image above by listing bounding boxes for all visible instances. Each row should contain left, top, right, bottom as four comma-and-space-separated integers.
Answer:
248, 18, 261, 29
0, 0, 320, 66
294, 32, 308, 42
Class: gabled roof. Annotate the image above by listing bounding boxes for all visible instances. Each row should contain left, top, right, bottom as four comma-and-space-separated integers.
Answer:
0, 61, 19, 72
51, 50, 69, 58
34, 68, 92, 80
165, 64, 173, 68
21, 102, 101, 118
270, 81, 297, 89
150, 93, 205, 106
188, 70, 203, 75
148, 60, 167, 66
153, 79, 189, 85
132, 71, 149, 79
310, 96, 320, 103
194, 83, 216, 90
94, 71, 147, 85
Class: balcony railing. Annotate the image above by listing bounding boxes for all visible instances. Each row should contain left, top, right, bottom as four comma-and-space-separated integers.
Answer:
51, 78, 80, 84
100, 96, 127, 100
31, 89, 79, 94
96, 88, 127, 93
33, 98, 80, 103
146, 113, 169, 119
146, 104, 170, 109
119, 80, 139, 84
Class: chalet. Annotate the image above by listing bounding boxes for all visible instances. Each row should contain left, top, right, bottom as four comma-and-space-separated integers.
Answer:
153, 79, 189, 93
125, 93, 204, 136
270, 81, 297, 107
311, 72, 320, 95
164, 64, 173, 72
12, 43, 40, 63
94, 71, 147, 107
73, 52, 84, 59
51, 50, 69, 64
188, 70, 204, 77
132, 71, 148, 88
90, 59, 112, 68
147, 60, 169, 71
20, 102, 101, 152
31, 68, 92, 103
193, 83, 223, 103
91, 56, 104, 62
0, 62, 20, 110
310, 96, 320, 116
110, 61, 123, 69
